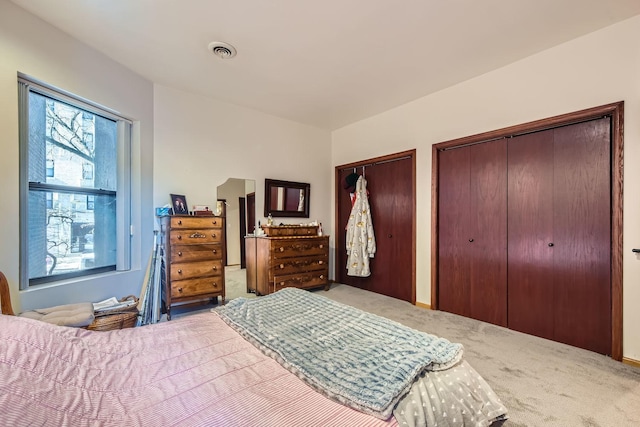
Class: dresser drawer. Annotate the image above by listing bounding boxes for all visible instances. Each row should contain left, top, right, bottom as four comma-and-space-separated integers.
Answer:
271, 238, 328, 259
273, 268, 328, 292
171, 244, 222, 262
170, 229, 222, 245
271, 256, 328, 276
170, 259, 223, 281
170, 216, 223, 229
171, 277, 224, 299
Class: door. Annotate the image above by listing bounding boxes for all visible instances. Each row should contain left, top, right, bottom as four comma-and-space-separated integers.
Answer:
246, 192, 256, 234
508, 118, 611, 355
239, 196, 247, 269
336, 151, 415, 303
438, 145, 472, 317
433, 102, 622, 359
508, 130, 555, 340
438, 140, 507, 326
552, 118, 611, 355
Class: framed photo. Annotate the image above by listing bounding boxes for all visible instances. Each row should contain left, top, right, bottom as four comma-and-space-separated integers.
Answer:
170, 194, 189, 215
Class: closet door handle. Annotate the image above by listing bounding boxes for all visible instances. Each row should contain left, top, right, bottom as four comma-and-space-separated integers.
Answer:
548, 243, 554, 247
632, 249, 640, 253
468, 238, 474, 243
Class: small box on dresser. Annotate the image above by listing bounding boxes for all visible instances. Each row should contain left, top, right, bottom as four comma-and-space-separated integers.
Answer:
246, 225, 329, 296
160, 215, 225, 320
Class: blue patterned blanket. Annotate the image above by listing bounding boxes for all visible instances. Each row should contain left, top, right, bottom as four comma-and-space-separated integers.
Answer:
215, 288, 463, 419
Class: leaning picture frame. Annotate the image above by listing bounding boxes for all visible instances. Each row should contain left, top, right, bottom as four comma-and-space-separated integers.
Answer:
170, 194, 189, 215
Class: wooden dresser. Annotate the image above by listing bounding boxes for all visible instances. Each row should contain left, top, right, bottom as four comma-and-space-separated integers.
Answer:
160, 215, 225, 320
246, 226, 329, 296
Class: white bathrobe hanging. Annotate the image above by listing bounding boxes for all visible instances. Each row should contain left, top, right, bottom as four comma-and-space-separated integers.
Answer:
346, 175, 376, 277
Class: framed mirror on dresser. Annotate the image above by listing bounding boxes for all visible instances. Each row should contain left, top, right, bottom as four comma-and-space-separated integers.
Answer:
264, 179, 310, 218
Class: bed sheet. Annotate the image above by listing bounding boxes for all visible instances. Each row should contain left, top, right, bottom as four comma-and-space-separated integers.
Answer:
0, 312, 396, 427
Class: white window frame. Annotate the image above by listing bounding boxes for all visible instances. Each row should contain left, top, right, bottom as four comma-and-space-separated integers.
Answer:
18, 74, 132, 289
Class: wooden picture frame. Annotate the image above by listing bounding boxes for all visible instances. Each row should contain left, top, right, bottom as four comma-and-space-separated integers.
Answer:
170, 194, 189, 215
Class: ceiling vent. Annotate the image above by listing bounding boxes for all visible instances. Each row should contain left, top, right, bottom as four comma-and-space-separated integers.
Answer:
208, 41, 237, 59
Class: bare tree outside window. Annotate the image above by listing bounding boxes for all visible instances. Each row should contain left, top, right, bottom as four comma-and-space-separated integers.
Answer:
26, 91, 118, 282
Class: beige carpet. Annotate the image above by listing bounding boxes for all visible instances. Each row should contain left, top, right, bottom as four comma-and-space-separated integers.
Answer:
317, 284, 640, 427
224, 265, 256, 301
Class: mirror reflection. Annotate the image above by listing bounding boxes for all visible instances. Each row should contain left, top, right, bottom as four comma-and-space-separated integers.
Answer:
264, 179, 310, 218
216, 178, 256, 301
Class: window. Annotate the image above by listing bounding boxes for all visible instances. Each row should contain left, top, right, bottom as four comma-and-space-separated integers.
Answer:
19, 75, 132, 287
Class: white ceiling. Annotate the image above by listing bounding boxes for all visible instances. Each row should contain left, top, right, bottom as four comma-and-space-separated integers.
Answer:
10, 0, 640, 130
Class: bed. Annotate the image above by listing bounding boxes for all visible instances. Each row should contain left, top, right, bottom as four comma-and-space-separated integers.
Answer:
0, 287, 507, 426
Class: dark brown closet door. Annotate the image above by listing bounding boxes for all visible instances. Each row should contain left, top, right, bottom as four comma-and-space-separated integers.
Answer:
438, 146, 472, 318
438, 140, 507, 326
508, 118, 611, 355
552, 118, 611, 355
336, 155, 414, 302
468, 140, 508, 326
508, 130, 555, 340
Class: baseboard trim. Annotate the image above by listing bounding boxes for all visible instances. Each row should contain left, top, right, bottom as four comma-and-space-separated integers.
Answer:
415, 301, 431, 310
623, 357, 640, 368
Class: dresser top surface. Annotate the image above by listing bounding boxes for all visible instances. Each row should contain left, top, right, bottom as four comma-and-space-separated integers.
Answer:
248, 235, 329, 240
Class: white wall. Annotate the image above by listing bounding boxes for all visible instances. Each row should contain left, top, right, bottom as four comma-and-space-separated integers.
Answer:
332, 15, 640, 360
153, 84, 332, 259
0, 0, 155, 311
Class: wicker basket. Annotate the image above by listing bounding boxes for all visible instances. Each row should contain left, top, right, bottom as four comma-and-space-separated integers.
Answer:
86, 295, 139, 331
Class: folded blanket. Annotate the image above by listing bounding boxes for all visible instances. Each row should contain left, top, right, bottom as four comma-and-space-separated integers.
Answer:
20, 302, 95, 327
216, 288, 463, 419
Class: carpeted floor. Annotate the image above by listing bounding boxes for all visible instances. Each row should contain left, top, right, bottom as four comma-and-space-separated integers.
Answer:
317, 284, 640, 427
172, 277, 640, 426
224, 265, 257, 301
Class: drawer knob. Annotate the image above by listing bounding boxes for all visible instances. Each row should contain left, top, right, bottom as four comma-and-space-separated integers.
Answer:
177, 235, 182, 240
280, 282, 285, 286
177, 251, 182, 257
280, 264, 284, 269
320, 275, 324, 279
178, 220, 182, 225
211, 233, 217, 238
178, 287, 183, 293
212, 249, 217, 254
319, 260, 323, 265
212, 220, 217, 225
211, 282, 217, 288
212, 266, 217, 271
279, 247, 284, 252
177, 269, 182, 274
319, 244, 324, 248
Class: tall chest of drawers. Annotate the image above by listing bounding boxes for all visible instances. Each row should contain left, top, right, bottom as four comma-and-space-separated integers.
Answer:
160, 215, 225, 320
247, 233, 330, 296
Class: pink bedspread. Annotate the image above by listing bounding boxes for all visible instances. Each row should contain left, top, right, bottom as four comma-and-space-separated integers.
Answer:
0, 312, 397, 427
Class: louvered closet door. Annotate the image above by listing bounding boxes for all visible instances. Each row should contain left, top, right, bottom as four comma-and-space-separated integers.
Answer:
508, 118, 611, 355
439, 140, 507, 326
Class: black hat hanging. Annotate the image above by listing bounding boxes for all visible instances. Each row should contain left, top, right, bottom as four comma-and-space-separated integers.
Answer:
344, 172, 359, 192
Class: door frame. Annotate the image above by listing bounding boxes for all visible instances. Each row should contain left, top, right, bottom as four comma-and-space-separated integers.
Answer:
334, 149, 417, 304
239, 196, 247, 269
431, 102, 624, 360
